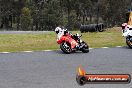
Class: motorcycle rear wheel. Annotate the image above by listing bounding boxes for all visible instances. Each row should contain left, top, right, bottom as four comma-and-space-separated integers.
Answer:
80, 42, 89, 53
60, 42, 72, 54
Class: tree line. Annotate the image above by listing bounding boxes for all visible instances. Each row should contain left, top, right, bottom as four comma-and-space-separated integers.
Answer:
0, 0, 131, 31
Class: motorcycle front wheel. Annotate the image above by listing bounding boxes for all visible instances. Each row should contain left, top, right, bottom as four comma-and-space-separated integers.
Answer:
60, 42, 72, 54
80, 42, 89, 53
126, 37, 132, 49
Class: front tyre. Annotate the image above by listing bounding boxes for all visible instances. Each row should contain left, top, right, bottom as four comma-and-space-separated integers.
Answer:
60, 42, 72, 54
126, 37, 132, 49
81, 42, 89, 53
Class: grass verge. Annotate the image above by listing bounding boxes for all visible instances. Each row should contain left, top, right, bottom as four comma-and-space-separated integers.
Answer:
0, 27, 125, 52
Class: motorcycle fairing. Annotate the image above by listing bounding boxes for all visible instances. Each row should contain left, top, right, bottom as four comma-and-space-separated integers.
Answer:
57, 34, 78, 49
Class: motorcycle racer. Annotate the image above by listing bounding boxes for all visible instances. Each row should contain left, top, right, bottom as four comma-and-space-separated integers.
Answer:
54, 26, 81, 50
54, 25, 89, 54
122, 11, 132, 48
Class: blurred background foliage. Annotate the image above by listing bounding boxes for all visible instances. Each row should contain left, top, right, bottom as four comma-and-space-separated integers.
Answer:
0, 0, 131, 31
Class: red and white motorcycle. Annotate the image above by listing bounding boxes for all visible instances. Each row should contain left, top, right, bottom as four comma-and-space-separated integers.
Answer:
122, 23, 132, 48
56, 30, 89, 54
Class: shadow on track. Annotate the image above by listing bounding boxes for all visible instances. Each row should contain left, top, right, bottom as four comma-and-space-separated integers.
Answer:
55, 50, 90, 55
122, 46, 132, 49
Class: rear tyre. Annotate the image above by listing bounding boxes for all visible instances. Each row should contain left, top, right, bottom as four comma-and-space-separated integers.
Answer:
60, 42, 72, 54
126, 37, 132, 49
81, 42, 89, 53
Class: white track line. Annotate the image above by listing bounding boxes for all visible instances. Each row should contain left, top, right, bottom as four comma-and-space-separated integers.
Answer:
102, 47, 109, 49
0, 52, 10, 54
89, 48, 93, 50
43, 50, 52, 52
23, 51, 33, 53
116, 46, 122, 48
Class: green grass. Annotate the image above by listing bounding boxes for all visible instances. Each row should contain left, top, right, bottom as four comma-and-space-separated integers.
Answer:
79, 27, 126, 48
0, 33, 58, 52
0, 27, 125, 52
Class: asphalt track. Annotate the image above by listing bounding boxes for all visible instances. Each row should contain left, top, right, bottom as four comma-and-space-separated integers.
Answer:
0, 47, 131, 88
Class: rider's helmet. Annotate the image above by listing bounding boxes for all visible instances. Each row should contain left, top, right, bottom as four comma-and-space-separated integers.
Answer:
55, 25, 66, 34
55, 26, 63, 34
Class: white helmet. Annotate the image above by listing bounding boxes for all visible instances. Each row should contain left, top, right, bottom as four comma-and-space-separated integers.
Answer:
55, 26, 63, 34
